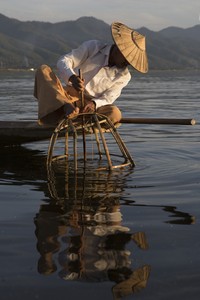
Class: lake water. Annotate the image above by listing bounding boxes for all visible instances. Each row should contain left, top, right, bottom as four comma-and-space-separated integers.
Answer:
0, 70, 200, 300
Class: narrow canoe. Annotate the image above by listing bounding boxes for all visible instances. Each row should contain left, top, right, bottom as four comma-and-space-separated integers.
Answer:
0, 121, 54, 145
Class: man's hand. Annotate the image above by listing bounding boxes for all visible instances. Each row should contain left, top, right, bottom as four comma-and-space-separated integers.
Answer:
83, 101, 96, 113
69, 74, 85, 92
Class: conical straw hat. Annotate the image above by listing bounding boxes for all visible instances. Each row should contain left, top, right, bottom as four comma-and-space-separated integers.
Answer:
111, 22, 148, 73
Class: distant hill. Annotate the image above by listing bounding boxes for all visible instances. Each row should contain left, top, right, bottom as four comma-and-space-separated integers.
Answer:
0, 13, 200, 70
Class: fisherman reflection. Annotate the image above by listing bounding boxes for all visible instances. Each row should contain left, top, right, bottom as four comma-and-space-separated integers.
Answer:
58, 210, 148, 281
34, 204, 66, 275
34, 168, 150, 298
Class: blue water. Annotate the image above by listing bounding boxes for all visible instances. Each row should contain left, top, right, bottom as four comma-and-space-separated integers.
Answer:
0, 70, 200, 300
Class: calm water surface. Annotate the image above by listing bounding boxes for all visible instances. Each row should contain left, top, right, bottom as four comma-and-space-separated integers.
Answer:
0, 70, 199, 300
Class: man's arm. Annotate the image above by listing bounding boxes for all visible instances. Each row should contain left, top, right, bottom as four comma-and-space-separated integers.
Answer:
57, 40, 104, 85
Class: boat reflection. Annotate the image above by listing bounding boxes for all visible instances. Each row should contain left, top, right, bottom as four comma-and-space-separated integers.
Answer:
34, 164, 150, 299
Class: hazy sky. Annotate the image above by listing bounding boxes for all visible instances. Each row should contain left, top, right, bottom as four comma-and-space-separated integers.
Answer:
1, 0, 200, 30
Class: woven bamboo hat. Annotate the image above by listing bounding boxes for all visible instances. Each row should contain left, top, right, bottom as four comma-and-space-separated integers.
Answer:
111, 22, 148, 73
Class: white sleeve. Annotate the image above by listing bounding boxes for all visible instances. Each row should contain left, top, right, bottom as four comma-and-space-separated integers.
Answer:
57, 40, 103, 84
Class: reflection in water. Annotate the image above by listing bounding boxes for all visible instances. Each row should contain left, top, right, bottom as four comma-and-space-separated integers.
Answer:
0, 145, 47, 185
121, 200, 195, 225
34, 165, 150, 299
0, 145, 195, 298
163, 206, 195, 225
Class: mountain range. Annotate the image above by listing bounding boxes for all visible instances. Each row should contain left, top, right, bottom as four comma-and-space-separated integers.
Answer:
0, 13, 200, 70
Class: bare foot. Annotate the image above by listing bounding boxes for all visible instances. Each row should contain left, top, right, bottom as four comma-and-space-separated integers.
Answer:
67, 107, 80, 119
64, 103, 79, 119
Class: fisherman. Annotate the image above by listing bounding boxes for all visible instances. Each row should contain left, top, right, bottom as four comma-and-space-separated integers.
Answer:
34, 22, 148, 125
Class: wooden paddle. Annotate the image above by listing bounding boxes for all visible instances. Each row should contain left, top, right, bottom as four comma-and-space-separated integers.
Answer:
119, 118, 196, 125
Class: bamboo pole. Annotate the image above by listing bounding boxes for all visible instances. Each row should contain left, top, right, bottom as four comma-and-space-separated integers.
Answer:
79, 69, 87, 162
119, 118, 196, 125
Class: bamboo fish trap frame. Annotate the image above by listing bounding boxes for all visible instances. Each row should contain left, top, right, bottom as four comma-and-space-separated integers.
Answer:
47, 112, 135, 171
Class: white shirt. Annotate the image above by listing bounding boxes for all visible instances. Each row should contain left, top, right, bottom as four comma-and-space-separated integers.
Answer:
57, 40, 131, 109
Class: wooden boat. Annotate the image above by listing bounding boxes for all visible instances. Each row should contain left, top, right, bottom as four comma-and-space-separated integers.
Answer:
0, 121, 54, 145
